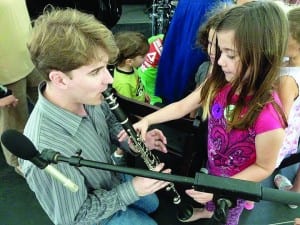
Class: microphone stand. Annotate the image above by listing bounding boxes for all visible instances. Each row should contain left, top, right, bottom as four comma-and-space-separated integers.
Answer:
41, 149, 300, 225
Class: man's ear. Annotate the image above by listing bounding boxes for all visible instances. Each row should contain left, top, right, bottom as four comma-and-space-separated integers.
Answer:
49, 70, 70, 89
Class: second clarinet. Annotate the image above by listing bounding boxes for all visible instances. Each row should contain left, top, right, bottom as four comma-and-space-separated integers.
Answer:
103, 89, 193, 222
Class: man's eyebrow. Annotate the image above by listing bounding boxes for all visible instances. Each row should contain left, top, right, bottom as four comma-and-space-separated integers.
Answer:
87, 66, 104, 74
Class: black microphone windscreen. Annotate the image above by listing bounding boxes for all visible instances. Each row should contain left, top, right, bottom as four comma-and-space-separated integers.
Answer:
1, 129, 39, 160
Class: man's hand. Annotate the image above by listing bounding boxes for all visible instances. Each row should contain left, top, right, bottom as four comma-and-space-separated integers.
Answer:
118, 128, 167, 153
132, 163, 171, 196
0, 95, 19, 108
144, 129, 167, 153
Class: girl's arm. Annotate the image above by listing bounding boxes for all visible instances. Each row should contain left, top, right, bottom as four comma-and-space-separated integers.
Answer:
185, 128, 285, 204
232, 128, 285, 182
135, 88, 202, 140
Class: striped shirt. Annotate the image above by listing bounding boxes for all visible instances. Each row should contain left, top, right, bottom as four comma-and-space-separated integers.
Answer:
19, 82, 139, 225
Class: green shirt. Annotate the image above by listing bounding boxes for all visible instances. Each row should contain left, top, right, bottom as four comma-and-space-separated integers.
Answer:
113, 67, 146, 102
138, 34, 164, 105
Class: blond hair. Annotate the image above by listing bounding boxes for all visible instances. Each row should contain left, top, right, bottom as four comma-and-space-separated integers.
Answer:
28, 8, 119, 80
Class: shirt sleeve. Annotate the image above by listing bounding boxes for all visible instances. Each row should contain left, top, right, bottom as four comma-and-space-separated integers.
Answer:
254, 94, 284, 134
75, 180, 139, 224
21, 160, 139, 225
195, 61, 210, 85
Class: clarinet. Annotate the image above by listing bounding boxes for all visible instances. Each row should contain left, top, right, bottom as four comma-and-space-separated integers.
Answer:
103, 89, 193, 221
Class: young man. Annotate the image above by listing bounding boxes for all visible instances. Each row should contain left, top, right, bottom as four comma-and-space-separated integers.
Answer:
19, 8, 169, 225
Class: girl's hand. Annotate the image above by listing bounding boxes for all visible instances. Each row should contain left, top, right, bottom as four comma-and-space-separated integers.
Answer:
133, 118, 150, 141
185, 189, 213, 204
117, 117, 151, 142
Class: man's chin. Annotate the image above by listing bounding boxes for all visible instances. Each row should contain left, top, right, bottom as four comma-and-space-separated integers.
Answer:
87, 98, 103, 106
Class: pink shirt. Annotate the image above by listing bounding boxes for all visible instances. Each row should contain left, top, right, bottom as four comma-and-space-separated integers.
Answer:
207, 85, 284, 177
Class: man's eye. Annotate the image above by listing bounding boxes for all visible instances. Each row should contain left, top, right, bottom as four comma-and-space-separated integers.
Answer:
91, 69, 100, 75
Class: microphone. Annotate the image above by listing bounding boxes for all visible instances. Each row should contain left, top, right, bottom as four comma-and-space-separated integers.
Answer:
1, 129, 79, 192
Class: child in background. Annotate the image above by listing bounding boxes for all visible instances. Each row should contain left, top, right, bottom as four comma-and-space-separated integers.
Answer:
138, 34, 164, 106
113, 31, 149, 103
112, 31, 150, 164
193, 25, 215, 87
274, 5, 300, 209
190, 9, 224, 119
154, 0, 232, 105
131, 2, 288, 224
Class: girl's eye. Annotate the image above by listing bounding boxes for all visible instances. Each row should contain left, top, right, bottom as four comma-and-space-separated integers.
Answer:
228, 55, 236, 59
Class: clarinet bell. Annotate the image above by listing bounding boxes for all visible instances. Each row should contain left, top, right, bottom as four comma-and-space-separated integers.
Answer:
177, 204, 194, 222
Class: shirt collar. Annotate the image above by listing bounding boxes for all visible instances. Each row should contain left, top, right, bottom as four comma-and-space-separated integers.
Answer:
37, 81, 85, 136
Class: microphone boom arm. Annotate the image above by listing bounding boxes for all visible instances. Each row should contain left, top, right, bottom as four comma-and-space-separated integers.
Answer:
41, 149, 300, 206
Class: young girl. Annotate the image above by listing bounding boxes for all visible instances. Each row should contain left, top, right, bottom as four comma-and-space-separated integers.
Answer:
274, 5, 300, 209
130, 2, 288, 224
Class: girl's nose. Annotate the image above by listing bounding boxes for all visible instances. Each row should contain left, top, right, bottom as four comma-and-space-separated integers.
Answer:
217, 53, 225, 67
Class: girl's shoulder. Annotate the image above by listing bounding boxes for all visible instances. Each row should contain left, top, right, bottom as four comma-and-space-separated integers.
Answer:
254, 91, 284, 134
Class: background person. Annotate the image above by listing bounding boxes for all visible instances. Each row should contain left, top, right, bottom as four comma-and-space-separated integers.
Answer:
274, 5, 300, 209
0, 0, 44, 175
113, 31, 150, 103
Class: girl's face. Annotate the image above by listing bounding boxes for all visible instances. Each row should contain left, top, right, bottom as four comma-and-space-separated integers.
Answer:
207, 28, 217, 64
217, 30, 241, 83
285, 34, 300, 59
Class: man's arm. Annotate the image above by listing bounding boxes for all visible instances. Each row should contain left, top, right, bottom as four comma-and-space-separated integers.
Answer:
21, 159, 139, 224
